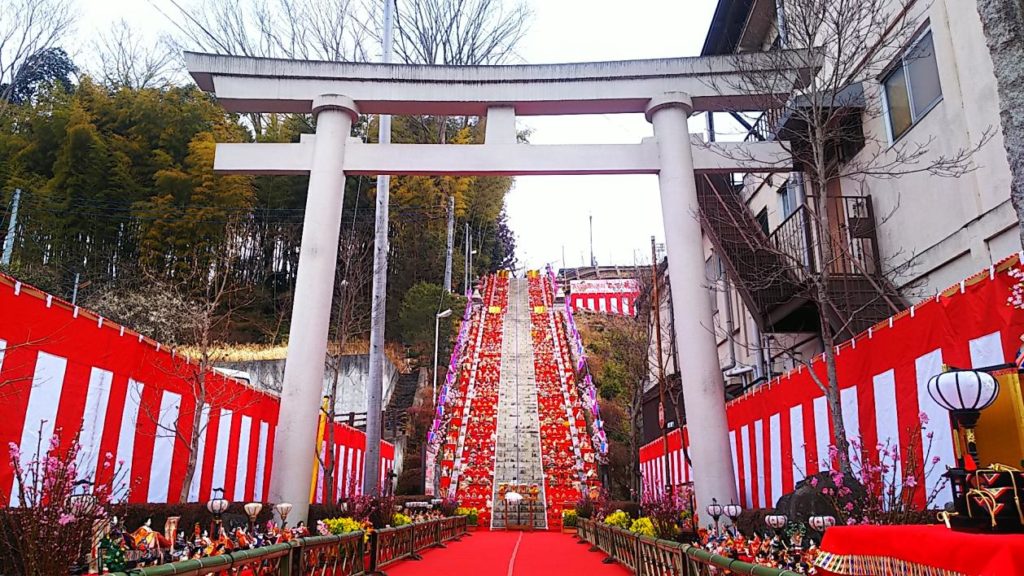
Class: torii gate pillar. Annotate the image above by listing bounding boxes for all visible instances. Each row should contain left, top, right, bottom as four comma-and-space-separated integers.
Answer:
647, 93, 738, 511
269, 95, 359, 523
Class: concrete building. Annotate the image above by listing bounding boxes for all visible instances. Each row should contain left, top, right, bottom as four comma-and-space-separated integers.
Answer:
644, 0, 1019, 436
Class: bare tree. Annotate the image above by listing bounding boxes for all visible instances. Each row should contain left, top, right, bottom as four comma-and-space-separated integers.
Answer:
316, 227, 374, 504
0, 0, 75, 113
152, 0, 368, 61
974, 0, 1024, 247
92, 19, 179, 89
372, 0, 531, 66
92, 237, 257, 503
701, 0, 991, 472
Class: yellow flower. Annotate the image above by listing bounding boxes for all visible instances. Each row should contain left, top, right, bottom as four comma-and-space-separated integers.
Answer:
629, 517, 656, 537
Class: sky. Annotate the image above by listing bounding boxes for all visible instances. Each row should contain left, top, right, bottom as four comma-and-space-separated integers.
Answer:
72, 0, 720, 271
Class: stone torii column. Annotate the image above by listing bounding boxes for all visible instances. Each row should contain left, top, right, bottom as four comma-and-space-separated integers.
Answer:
269, 94, 359, 523
646, 92, 739, 513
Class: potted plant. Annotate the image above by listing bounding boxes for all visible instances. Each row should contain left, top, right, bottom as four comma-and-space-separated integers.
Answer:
455, 507, 479, 530
561, 509, 578, 533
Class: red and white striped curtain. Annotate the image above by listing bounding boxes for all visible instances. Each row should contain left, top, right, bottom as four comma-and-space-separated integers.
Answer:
311, 423, 395, 503
569, 279, 640, 317
641, 255, 1024, 509
0, 275, 392, 504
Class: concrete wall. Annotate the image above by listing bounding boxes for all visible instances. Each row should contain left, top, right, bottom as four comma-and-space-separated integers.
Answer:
218, 354, 399, 415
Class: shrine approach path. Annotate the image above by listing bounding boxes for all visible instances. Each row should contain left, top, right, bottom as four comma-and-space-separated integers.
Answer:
386, 530, 631, 576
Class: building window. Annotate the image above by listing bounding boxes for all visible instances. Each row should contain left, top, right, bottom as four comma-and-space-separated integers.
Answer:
756, 208, 770, 236
778, 177, 797, 219
882, 29, 942, 141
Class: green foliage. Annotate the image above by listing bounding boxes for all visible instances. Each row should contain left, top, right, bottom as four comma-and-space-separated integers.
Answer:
397, 282, 467, 355
0, 65, 516, 347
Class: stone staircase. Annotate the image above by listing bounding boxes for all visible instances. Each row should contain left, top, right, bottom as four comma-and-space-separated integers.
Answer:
490, 277, 547, 530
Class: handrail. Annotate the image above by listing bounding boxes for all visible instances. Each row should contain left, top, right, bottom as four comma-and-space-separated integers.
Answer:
577, 518, 802, 576
107, 517, 469, 576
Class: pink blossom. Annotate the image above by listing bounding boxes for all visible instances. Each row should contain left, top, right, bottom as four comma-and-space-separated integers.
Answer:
932, 456, 941, 465
844, 502, 855, 512
810, 478, 819, 488
905, 476, 918, 488
926, 431, 935, 440
918, 412, 930, 426
104, 452, 113, 460
8, 442, 19, 459
58, 513, 76, 526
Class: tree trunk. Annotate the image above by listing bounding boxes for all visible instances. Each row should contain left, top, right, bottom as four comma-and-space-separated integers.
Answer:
975, 0, 1024, 247
811, 142, 852, 474
820, 317, 852, 474
178, 379, 207, 503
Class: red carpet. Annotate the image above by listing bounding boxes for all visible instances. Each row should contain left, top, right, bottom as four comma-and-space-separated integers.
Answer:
386, 531, 631, 576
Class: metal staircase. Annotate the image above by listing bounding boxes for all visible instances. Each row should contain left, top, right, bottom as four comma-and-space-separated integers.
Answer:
696, 174, 903, 340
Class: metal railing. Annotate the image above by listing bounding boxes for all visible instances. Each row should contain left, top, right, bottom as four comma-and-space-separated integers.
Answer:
577, 519, 801, 576
109, 516, 468, 576
767, 195, 880, 280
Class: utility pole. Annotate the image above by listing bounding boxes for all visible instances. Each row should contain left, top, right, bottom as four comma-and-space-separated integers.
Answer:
363, 0, 394, 497
443, 195, 455, 292
2, 188, 21, 267
589, 213, 596, 267
463, 223, 470, 294
651, 235, 671, 498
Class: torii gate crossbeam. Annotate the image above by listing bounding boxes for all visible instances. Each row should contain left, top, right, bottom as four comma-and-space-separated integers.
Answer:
186, 51, 813, 523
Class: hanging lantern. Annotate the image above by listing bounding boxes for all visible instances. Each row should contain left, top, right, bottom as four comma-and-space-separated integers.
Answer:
723, 503, 743, 522
927, 369, 1000, 465
808, 515, 836, 532
765, 514, 788, 530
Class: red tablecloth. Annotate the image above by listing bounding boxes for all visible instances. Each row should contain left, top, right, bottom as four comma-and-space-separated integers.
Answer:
817, 525, 1024, 576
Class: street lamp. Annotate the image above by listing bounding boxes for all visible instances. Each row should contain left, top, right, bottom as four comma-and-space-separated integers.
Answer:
433, 308, 453, 407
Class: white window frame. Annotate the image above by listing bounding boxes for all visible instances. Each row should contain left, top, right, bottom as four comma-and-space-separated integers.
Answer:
880, 26, 943, 144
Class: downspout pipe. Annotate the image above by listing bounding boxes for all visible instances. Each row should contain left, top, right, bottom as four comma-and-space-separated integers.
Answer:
719, 276, 737, 374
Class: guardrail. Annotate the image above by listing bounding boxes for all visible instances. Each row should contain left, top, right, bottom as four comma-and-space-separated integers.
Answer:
577, 518, 801, 576
109, 516, 468, 576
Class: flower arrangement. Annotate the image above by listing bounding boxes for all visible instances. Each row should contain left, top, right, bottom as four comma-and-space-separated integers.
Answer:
603, 510, 631, 529
392, 513, 412, 527
455, 507, 479, 525
640, 481, 695, 540
319, 517, 366, 535
438, 498, 459, 517
562, 509, 578, 528
2, 429, 128, 576
629, 517, 656, 537
811, 413, 946, 526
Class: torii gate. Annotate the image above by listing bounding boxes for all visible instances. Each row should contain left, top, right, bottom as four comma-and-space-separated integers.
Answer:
186, 51, 807, 521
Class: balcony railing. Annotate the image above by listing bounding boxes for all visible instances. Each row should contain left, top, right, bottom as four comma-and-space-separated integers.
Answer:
767, 195, 880, 280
